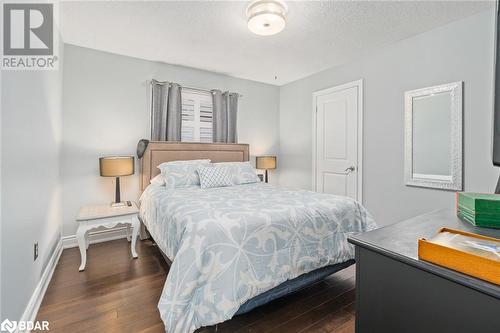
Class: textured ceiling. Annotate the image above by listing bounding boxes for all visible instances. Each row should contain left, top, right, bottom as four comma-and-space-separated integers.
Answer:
60, 1, 493, 85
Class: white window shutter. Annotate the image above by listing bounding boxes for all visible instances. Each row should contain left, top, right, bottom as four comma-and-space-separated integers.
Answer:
181, 90, 213, 143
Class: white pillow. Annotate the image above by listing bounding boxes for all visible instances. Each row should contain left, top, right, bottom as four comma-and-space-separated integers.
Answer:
213, 161, 260, 185
157, 159, 211, 188
150, 174, 165, 186
197, 165, 233, 189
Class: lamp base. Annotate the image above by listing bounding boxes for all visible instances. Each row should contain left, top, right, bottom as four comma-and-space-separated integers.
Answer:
110, 177, 125, 207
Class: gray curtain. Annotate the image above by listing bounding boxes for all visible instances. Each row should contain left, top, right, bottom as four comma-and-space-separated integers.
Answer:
212, 90, 239, 143
225, 92, 239, 143
150, 80, 182, 141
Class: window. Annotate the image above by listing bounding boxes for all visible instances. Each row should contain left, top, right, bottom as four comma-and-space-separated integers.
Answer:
181, 89, 213, 143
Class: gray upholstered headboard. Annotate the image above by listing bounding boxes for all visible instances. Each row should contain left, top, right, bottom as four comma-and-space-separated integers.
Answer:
139, 141, 250, 192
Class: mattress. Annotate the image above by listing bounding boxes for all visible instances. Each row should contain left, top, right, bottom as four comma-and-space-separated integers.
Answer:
140, 183, 376, 333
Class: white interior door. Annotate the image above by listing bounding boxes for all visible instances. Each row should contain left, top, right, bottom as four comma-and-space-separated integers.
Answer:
313, 81, 362, 200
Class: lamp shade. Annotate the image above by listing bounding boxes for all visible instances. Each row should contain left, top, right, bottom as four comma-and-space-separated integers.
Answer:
99, 156, 134, 177
256, 156, 277, 170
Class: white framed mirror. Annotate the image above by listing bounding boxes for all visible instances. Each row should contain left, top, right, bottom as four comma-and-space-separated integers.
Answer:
404, 81, 463, 191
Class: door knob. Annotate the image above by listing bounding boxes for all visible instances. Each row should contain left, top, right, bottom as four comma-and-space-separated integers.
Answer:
344, 166, 356, 174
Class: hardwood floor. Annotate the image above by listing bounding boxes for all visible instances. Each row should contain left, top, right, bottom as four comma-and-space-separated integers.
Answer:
37, 239, 356, 333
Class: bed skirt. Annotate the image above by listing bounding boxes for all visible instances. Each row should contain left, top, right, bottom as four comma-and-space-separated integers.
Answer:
234, 259, 355, 315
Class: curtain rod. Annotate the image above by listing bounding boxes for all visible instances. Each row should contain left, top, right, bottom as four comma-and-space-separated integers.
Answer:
149, 80, 243, 98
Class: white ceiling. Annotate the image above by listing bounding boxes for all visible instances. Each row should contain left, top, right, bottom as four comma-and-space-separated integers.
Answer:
60, 1, 493, 86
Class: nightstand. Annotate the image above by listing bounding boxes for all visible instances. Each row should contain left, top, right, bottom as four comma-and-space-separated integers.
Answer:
76, 202, 140, 271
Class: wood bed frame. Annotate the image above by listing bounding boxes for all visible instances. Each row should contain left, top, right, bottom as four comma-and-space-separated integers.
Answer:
139, 141, 250, 192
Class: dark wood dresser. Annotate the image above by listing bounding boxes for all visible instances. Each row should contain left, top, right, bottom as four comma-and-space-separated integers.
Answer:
348, 209, 500, 333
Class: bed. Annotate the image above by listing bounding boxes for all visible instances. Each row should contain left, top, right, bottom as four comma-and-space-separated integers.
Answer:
138, 141, 376, 333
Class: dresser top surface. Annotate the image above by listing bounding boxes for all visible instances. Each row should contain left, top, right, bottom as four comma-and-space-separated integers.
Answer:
349, 209, 500, 259
348, 209, 500, 298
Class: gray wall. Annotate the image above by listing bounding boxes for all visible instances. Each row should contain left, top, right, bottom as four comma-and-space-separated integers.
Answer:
61, 45, 280, 237
1, 48, 64, 320
279, 9, 498, 226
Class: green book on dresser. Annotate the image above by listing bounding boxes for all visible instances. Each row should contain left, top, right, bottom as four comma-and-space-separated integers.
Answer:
456, 192, 500, 229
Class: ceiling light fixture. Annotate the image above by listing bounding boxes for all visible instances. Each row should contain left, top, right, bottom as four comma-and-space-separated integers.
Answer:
246, 0, 287, 36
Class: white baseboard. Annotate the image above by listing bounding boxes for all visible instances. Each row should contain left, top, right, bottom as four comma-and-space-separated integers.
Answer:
16, 238, 63, 333
62, 226, 128, 249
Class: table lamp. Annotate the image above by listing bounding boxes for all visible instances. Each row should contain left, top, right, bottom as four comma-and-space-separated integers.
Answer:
99, 156, 135, 206
256, 156, 276, 183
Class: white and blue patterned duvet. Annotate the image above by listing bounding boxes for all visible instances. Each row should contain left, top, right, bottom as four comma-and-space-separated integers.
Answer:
140, 183, 376, 333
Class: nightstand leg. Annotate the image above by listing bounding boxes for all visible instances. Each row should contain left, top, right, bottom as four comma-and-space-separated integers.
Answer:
85, 231, 89, 250
126, 225, 131, 242
131, 217, 139, 259
77, 227, 87, 271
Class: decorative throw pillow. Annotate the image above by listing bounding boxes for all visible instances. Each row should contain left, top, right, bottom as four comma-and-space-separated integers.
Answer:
213, 161, 261, 185
150, 174, 165, 186
157, 159, 211, 188
197, 165, 233, 189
